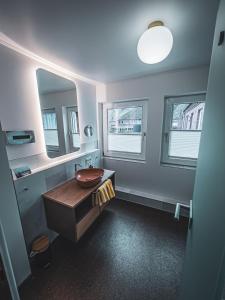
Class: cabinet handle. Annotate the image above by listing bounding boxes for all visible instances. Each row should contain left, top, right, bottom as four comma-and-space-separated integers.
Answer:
218, 31, 224, 46
165, 132, 169, 143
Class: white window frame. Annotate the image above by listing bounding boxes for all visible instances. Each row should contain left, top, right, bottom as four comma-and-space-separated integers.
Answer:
161, 93, 206, 167
42, 108, 60, 153
103, 99, 148, 161
66, 106, 80, 152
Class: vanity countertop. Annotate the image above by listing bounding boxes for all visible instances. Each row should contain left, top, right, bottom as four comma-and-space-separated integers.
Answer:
11, 148, 100, 181
43, 169, 115, 208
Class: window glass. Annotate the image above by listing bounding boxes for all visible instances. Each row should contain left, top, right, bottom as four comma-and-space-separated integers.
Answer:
42, 110, 59, 147
107, 106, 143, 153
67, 107, 80, 150
162, 93, 206, 167
169, 102, 205, 159
171, 102, 205, 130
103, 100, 147, 160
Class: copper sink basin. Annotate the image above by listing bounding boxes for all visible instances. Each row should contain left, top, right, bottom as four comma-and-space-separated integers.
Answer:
75, 168, 104, 188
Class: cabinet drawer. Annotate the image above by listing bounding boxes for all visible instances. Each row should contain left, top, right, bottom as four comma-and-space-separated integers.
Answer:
76, 206, 100, 240
14, 173, 48, 247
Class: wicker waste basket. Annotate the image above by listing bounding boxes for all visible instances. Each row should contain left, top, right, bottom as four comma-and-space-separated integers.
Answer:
30, 235, 51, 268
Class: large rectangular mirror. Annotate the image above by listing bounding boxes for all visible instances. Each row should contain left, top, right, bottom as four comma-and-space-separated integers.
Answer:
36, 69, 80, 158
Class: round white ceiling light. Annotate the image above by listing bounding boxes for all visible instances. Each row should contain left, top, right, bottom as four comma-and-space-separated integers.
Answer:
137, 21, 173, 64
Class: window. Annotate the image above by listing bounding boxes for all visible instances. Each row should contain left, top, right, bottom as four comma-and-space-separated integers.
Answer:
103, 100, 148, 160
67, 106, 80, 150
161, 93, 206, 167
196, 108, 204, 130
42, 109, 59, 151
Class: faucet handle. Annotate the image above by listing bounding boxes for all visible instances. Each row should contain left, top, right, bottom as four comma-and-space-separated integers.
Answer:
75, 163, 82, 172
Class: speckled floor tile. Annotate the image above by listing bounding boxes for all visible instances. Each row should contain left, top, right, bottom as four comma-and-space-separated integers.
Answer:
18, 199, 188, 300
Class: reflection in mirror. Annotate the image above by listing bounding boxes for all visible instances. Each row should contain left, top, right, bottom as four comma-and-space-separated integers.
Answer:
84, 125, 93, 137
36, 69, 80, 158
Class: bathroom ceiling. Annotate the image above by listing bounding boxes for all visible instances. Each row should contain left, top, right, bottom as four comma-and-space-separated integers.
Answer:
0, 0, 219, 82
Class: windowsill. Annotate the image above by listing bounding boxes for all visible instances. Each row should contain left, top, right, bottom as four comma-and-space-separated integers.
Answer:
116, 185, 190, 206
103, 155, 146, 164
160, 162, 196, 170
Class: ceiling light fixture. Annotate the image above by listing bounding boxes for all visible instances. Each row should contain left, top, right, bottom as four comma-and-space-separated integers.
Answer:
137, 20, 173, 64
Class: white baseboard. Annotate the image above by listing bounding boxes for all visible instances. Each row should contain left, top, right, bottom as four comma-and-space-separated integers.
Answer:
115, 185, 189, 217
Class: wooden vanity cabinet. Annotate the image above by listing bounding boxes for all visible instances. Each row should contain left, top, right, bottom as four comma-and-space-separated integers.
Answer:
76, 204, 100, 240
43, 169, 115, 242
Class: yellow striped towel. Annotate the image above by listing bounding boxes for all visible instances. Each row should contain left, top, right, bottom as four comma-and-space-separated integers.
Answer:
95, 179, 115, 207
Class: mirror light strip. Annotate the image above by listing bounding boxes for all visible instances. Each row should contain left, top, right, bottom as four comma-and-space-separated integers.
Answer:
0, 32, 98, 86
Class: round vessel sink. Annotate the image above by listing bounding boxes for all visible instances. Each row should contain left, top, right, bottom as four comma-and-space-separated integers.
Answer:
75, 168, 104, 188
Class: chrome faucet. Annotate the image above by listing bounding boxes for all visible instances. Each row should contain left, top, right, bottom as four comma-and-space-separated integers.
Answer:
75, 163, 82, 172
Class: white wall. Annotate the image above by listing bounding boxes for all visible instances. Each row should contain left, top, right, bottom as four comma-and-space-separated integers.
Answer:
40, 89, 78, 109
104, 66, 209, 204
0, 44, 98, 162
0, 45, 45, 160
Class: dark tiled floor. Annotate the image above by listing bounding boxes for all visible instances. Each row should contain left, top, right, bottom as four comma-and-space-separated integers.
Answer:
0, 281, 11, 299
10, 199, 188, 300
